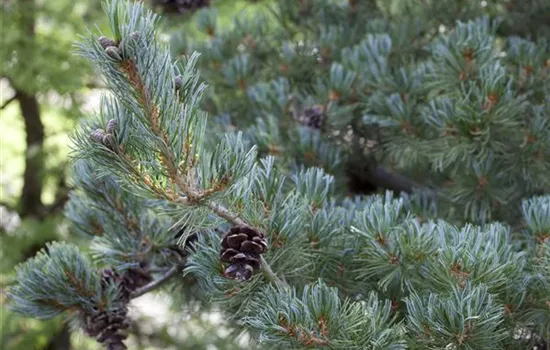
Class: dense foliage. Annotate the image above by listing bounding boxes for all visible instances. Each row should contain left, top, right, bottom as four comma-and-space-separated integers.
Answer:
171, 0, 550, 224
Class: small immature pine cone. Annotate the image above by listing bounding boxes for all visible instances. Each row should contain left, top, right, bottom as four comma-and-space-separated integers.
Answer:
102, 133, 116, 151
98, 36, 117, 49
130, 31, 140, 41
91, 129, 107, 143
220, 225, 268, 281
105, 46, 122, 61
175, 75, 183, 90
106, 119, 118, 134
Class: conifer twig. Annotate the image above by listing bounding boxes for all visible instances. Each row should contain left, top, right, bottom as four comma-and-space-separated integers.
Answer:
118, 58, 286, 287
260, 256, 285, 288
206, 201, 246, 226
131, 265, 179, 298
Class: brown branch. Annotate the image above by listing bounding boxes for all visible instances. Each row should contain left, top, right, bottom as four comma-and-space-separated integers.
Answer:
346, 156, 433, 196
0, 95, 16, 110
119, 59, 250, 227
370, 165, 425, 194
131, 265, 179, 298
206, 201, 246, 226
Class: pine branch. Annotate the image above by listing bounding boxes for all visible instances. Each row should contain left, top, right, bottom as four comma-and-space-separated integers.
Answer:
115, 49, 286, 288
370, 165, 426, 194
260, 256, 285, 289
206, 201, 246, 226
347, 159, 429, 195
131, 265, 179, 298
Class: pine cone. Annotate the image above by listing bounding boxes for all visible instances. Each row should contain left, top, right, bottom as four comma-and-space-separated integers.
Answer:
105, 46, 122, 61
102, 133, 116, 151
81, 307, 130, 350
106, 119, 118, 134
296, 105, 325, 129
80, 268, 131, 350
98, 36, 117, 50
91, 129, 107, 143
151, 0, 211, 14
220, 225, 267, 281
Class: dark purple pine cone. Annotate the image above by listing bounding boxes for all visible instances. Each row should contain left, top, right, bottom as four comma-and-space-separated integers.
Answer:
98, 36, 117, 49
220, 225, 268, 281
296, 105, 325, 129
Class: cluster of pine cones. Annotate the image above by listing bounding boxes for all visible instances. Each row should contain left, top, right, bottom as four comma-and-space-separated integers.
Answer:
151, 0, 211, 14
91, 118, 118, 151
220, 225, 268, 281
80, 263, 152, 350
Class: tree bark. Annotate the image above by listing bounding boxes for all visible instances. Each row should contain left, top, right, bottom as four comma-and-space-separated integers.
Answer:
13, 0, 46, 218
16, 89, 45, 217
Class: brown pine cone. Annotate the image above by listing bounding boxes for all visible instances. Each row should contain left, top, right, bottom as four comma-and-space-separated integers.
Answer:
81, 307, 130, 350
98, 36, 117, 50
220, 225, 267, 281
296, 105, 325, 129
80, 268, 132, 350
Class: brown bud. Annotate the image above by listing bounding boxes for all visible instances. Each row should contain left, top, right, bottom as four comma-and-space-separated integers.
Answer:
105, 46, 122, 61
106, 119, 118, 134
98, 36, 116, 49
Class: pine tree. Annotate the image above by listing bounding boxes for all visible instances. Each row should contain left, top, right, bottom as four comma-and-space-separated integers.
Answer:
169, 0, 550, 224
7, 1, 550, 349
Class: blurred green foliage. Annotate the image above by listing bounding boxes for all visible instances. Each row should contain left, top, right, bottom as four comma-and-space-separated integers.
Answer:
1, 0, 105, 348
0, 0, 106, 207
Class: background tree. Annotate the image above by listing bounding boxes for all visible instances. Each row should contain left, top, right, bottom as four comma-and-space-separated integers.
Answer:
0, 0, 106, 217
6, 1, 550, 349
168, 0, 550, 224
1, 0, 103, 348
